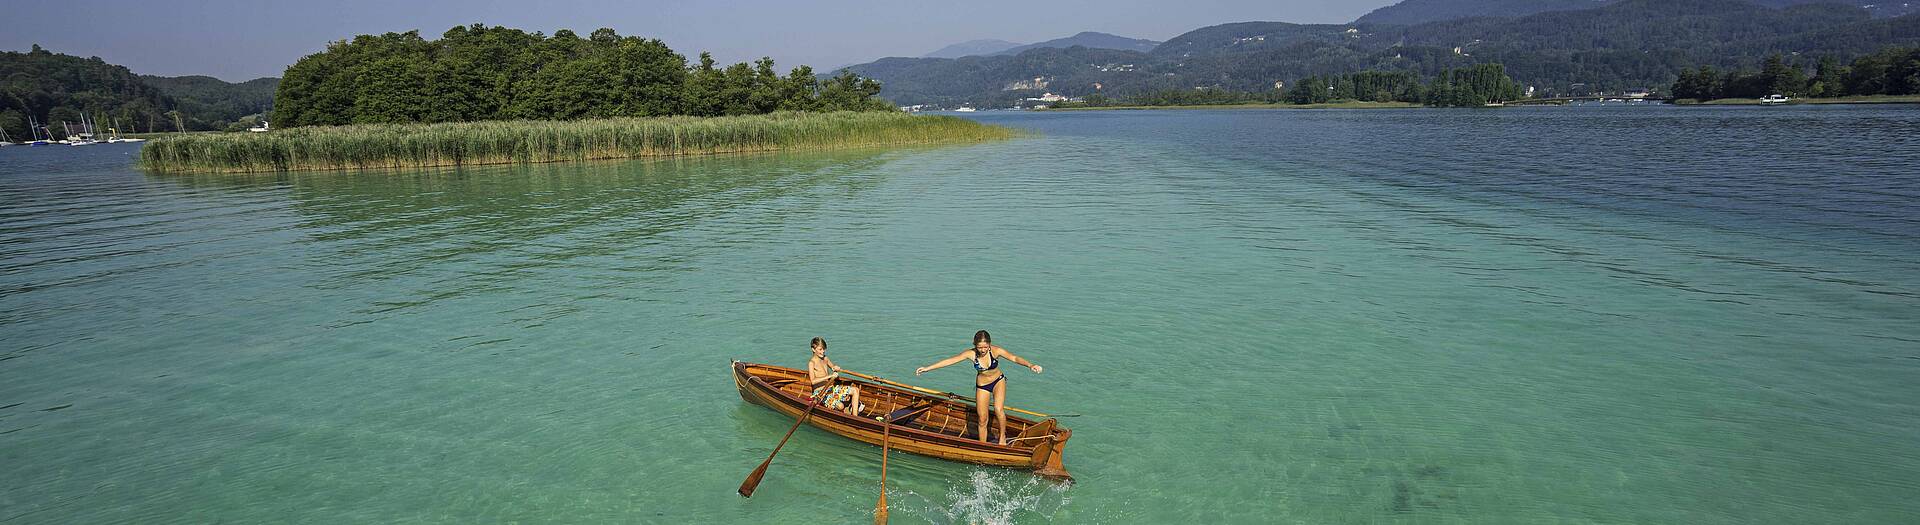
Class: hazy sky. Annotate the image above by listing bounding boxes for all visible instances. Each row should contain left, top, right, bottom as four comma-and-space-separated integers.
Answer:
3, 0, 1395, 81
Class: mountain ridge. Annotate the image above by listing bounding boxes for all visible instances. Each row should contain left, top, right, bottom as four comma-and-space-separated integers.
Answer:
923, 39, 1023, 58
842, 0, 1920, 106
1354, 0, 1916, 25
992, 32, 1160, 56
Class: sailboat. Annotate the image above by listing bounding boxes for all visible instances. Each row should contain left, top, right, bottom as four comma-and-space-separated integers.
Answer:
65, 121, 97, 146
26, 116, 53, 146
0, 123, 14, 146
70, 115, 102, 146
105, 117, 144, 143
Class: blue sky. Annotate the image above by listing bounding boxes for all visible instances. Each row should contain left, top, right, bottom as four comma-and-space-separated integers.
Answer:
3, 0, 1394, 80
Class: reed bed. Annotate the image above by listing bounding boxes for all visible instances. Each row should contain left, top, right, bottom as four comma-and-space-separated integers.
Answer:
139, 111, 1016, 173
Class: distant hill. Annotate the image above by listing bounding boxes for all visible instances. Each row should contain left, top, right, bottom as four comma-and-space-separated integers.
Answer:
0, 45, 283, 139
843, 0, 1920, 106
1355, 0, 1914, 25
1151, 21, 1357, 58
0, 45, 177, 139
992, 32, 1160, 55
924, 39, 1024, 58
1355, 0, 1611, 25
141, 75, 279, 131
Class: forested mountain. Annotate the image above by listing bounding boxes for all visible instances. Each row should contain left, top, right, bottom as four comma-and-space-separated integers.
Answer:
918, 32, 1159, 60
842, 0, 1920, 106
1150, 22, 1358, 58
992, 32, 1160, 55
1355, 0, 1609, 25
924, 39, 1024, 58
844, 46, 1164, 108
1355, 0, 1914, 25
0, 45, 176, 140
141, 75, 278, 131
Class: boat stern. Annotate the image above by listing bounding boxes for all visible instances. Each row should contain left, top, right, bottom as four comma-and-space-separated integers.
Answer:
1019, 419, 1074, 483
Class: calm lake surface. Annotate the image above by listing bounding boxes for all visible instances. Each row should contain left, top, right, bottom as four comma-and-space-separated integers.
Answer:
3, 106, 1918, 524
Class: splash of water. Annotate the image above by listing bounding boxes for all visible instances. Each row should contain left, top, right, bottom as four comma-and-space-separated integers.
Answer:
894, 468, 1072, 525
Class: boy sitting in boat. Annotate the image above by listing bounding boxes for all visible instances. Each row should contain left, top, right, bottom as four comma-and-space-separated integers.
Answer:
807, 337, 863, 416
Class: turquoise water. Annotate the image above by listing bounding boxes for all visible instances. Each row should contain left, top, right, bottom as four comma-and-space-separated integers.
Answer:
2, 106, 1918, 523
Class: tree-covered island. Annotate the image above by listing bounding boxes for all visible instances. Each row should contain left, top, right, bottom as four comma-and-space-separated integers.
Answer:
140, 25, 1012, 172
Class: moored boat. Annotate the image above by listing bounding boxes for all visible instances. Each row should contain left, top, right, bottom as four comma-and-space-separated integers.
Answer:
732, 360, 1073, 481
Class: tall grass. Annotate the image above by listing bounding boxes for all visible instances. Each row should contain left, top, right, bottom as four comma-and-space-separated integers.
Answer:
140, 111, 1016, 173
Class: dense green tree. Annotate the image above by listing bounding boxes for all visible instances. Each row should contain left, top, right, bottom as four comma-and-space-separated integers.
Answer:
1668, 47, 1919, 100
1839, 46, 1920, 96
1759, 54, 1809, 96
816, 71, 892, 111
1808, 57, 1845, 97
1286, 76, 1334, 104
271, 25, 891, 127
1426, 64, 1523, 106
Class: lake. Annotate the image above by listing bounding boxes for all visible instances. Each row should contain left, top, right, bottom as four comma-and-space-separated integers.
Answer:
2, 105, 1917, 523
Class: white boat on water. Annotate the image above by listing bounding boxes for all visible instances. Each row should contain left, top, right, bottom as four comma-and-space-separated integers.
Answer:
1760, 94, 1791, 105
104, 118, 146, 143
25, 116, 56, 146
953, 107, 977, 112
64, 120, 97, 146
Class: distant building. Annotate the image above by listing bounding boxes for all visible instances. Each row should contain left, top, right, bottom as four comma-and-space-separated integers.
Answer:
1003, 76, 1050, 91
1019, 92, 1081, 107
1274, 80, 1285, 90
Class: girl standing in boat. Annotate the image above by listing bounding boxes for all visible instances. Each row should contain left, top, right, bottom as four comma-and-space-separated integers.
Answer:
807, 337, 862, 416
916, 330, 1042, 445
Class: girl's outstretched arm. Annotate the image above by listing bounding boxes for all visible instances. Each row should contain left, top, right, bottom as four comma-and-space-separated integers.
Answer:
916, 351, 973, 376
995, 346, 1041, 373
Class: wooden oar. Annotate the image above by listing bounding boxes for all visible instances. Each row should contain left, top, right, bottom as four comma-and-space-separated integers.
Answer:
738, 400, 817, 497
839, 369, 1078, 419
877, 405, 935, 525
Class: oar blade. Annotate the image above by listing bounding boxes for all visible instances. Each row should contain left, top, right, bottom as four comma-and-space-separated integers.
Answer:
738, 460, 770, 497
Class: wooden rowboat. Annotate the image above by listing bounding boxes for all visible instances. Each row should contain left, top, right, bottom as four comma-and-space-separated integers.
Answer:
731, 361, 1073, 481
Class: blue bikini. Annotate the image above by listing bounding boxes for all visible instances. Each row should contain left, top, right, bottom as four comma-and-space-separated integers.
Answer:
974, 351, 1003, 392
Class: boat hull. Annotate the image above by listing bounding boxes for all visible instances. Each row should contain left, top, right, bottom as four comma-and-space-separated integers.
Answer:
731, 361, 1072, 481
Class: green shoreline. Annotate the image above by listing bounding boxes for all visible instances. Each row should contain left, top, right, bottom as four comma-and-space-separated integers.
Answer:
138, 111, 1014, 173
1673, 95, 1920, 106
1045, 94, 1920, 112
1041, 101, 1423, 111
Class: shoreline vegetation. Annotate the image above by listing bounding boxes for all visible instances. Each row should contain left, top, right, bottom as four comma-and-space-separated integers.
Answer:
1670, 47, 1920, 102
1044, 101, 1422, 111
1045, 64, 1525, 111
138, 111, 1013, 173
138, 25, 1019, 173
1674, 94, 1920, 106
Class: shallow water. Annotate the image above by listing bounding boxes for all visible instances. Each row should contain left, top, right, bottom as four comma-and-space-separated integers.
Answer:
2, 106, 1917, 523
